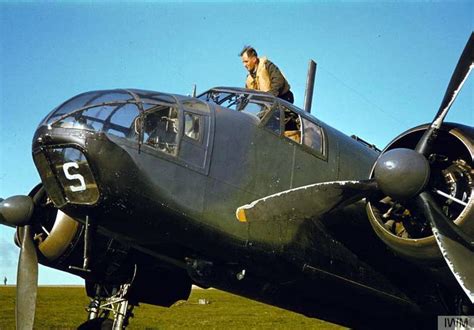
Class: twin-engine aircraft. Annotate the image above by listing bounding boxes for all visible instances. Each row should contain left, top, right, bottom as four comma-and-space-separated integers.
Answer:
1, 33, 473, 329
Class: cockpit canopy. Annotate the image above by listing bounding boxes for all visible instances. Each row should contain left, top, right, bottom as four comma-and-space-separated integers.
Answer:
39, 89, 213, 167
41, 89, 178, 139
40, 88, 327, 161
42, 88, 276, 138
198, 87, 328, 158
197, 87, 276, 119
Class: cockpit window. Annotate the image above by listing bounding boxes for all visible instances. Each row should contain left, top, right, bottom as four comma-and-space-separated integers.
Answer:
43, 90, 180, 145
197, 90, 274, 119
301, 117, 325, 155
51, 103, 141, 139
199, 91, 243, 110
143, 106, 179, 156
263, 107, 282, 134
84, 91, 135, 105
45, 91, 134, 124
240, 99, 273, 119
282, 106, 302, 143
268, 103, 326, 157
181, 100, 210, 113
131, 91, 177, 104
184, 112, 201, 141
198, 91, 225, 104
107, 104, 141, 138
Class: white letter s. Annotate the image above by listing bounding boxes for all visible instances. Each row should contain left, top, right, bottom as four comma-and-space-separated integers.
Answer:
62, 162, 86, 192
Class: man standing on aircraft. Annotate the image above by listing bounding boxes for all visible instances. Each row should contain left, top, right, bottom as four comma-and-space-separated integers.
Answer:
239, 46, 294, 104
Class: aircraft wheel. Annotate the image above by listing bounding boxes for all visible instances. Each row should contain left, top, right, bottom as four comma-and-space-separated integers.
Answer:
77, 317, 114, 330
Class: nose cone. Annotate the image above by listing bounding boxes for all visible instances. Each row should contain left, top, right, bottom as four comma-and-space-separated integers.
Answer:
374, 148, 430, 200
0, 195, 34, 227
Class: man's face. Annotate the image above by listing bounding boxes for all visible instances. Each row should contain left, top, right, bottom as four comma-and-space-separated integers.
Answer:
241, 52, 257, 72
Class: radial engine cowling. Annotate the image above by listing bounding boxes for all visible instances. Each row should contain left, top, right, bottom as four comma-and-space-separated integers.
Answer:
367, 123, 474, 263
14, 185, 85, 270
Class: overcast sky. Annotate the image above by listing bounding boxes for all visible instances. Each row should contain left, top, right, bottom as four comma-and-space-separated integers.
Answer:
1, 1, 472, 285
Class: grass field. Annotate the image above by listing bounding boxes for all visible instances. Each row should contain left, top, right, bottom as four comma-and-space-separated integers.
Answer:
0, 286, 344, 329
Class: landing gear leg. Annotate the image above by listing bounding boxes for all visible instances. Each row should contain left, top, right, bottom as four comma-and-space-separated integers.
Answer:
80, 283, 135, 329
87, 284, 101, 321
114, 299, 133, 329
87, 297, 100, 321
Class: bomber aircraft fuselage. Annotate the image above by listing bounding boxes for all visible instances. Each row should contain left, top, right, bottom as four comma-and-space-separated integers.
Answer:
1, 32, 473, 330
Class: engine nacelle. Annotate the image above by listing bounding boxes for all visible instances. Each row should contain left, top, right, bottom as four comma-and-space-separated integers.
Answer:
15, 184, 124, 281
14, 185, 84, 267
16, 184, 192, 307
366, 123, 474, 263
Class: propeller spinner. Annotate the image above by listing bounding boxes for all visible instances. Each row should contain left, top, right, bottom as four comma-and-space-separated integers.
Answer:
373, 148, 430, 201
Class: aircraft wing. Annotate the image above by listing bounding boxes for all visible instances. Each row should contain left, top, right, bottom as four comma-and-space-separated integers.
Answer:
236, 180, 378, 223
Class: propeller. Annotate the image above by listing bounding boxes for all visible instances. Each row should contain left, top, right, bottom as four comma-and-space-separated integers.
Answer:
0, 194, 39, 329
16, 225, 38, 330
416, 192, 474, 299
415, 32, 474, 304
416, 32, 474, 156
237, 32, 474, 303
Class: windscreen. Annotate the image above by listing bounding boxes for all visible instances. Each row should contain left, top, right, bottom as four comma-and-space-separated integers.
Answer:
198, 90, 274, 118
41, 90, 176, 140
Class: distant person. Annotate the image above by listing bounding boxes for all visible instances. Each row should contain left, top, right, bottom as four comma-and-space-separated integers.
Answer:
239, 45, 294, 104
3, 276, 6, 285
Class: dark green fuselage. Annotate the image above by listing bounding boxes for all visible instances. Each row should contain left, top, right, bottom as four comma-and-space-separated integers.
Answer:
31, 88, 426, 327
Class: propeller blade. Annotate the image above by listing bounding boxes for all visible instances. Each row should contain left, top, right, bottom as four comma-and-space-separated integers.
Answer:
416, 192, 474, 303
0, 195, 34, 227
236, 180, 378, 223
416, 32, 474, 155
435, 32, 474, 122
16, 225, 38, 329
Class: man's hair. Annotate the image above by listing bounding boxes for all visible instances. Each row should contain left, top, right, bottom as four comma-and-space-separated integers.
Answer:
239, 45, 258, 58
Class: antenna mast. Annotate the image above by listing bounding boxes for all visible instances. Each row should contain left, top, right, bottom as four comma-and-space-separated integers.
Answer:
303, 60, 317, 113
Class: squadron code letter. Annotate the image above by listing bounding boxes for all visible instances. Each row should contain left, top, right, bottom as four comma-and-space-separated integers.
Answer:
438, 316, 474, 330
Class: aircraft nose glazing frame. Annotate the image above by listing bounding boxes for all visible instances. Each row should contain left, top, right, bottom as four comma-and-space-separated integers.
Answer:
33, 146, 100, 208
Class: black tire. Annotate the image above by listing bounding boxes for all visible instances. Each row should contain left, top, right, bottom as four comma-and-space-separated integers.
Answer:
77, 317, 114, 330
